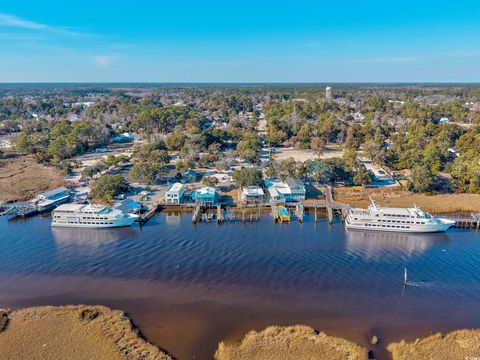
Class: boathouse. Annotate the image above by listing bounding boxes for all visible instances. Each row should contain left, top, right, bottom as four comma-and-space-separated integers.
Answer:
32, 187, 71, 211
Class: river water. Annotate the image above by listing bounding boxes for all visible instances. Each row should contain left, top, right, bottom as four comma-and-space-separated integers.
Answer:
1, 212, 480, 359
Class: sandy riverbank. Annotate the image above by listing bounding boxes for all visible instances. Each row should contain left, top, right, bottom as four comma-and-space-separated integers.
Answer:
215, 325, 369, 360
0, 305, 171, 360
0, 155, 65, 202
335, 186, 480, 214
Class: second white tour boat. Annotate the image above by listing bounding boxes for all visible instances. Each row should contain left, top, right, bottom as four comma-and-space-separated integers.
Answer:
344, 198, 455, 233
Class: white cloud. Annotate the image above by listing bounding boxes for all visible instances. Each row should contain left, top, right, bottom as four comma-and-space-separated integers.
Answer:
93, 55, 114, 67
0, 13, 84, 36
0, 13, 49, 30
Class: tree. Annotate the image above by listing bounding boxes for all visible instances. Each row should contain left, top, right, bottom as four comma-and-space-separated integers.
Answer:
165, 131, 187, 151
202, 176, 219, 187
91, 174, 129, 202
237, 132, 261, 163
132, 106, 191, 133
363, 140, 386, 165
232, 167, 263, 187
311, 158, 352, 184
129, 162, 166, 184
353, 164, 374, 186
409, 165, 437, 193
310, 137, 326, 157
81, 166, 98, 179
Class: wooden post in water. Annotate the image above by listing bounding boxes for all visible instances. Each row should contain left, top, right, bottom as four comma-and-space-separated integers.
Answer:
314, 205, 317, 223
327, 206, 333, 224
404, 267, 408, 287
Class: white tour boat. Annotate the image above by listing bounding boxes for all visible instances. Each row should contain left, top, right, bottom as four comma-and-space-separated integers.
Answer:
51, 203, 139, 228
344, 198, 455, 233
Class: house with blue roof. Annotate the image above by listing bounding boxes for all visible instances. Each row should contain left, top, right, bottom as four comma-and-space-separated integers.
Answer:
192, 186, 219, 205
114, 198, 142, 213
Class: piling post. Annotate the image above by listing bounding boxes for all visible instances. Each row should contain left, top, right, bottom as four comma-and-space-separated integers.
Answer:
327, 206, 333, 224
314, 205, 317, 223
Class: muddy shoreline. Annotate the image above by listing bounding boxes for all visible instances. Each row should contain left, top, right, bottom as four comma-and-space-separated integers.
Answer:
1, 305, 480, 360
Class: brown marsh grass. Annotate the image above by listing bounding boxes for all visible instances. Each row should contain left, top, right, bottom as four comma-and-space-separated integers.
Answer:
387, 329, 480, 360
215, 325, 368, 360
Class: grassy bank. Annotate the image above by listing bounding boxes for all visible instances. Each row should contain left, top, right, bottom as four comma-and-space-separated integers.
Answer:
0, 305, 171, 360
335, 186, 480, 214
0, 155, 65, 202
215, 325, 368, 360
388, 329, 480, 360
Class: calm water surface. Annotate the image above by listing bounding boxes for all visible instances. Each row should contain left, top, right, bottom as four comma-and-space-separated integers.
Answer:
1, 212, 480, 359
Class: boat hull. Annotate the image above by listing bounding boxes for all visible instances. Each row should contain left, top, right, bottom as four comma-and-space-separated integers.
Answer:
51, 216, 138, 228
345, 219, 455, 233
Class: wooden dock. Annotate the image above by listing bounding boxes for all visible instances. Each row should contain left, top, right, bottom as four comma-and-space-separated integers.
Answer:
138, 206, 158, 225
271, 203, 279, 222
444, 214, 480, 229
295, 203, 304, 223
192, 204, 203, 224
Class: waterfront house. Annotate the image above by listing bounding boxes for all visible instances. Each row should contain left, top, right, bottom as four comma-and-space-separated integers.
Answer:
31, 187, 71, 211
165, 182, 185, 204
266, 178, 306, 203
181, 170, 201, 184
192, 186, 219, 206
241, 186, 265, 203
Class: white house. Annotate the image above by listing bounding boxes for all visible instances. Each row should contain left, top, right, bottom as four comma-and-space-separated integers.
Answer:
267, 178, 306, 203
439, 117, 450, 124
241, 186, 264, 203
165, 183, 185, 204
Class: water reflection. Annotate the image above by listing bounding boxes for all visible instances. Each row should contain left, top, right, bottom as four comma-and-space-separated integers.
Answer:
52, 226, 140, 255
345, 229, 450, 259
165, 212, 181, 224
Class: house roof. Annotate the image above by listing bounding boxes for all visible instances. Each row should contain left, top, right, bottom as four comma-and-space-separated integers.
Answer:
115, 198, 142, 212
285, 178, 304, 187
193, 187, 217, 198
183, 169, 199, 176
167, 182, 184, 193
41, 187, 69, 198
242, 186, 264, 196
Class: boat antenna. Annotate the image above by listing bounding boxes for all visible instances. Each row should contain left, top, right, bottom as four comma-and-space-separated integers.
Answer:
369, 196, 377, 210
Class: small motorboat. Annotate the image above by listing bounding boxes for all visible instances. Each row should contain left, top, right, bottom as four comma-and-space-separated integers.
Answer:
277, 205, 291, 223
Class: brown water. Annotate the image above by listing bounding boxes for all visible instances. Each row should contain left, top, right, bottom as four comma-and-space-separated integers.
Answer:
1, 212, 480, 359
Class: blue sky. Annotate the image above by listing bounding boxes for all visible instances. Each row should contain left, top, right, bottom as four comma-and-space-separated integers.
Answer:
1, 1, 480, 82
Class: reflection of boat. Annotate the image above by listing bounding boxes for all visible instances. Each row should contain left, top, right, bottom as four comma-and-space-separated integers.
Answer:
345, 229, 449, 259
52, 226, 138, 253
277, 206, 290, 223
345, 198, 455, 233
52, 203, 138, 228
